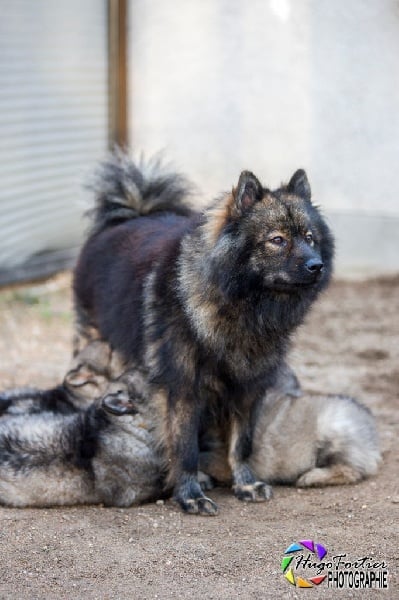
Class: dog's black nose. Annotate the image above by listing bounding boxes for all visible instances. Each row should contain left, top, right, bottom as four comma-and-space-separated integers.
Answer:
305, 258, 324, 273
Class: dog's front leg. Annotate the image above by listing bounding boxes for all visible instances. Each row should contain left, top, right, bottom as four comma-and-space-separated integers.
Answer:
167, 399, 219, 516
228, 414, 273, 502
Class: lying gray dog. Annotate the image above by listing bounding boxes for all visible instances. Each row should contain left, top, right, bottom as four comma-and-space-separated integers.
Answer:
200, 364, 381, 489
0, 369, 164, 507
0, 345, 381, 507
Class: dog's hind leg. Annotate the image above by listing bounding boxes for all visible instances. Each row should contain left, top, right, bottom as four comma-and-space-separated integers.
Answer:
0, 385, 77, 417
296, 465, 363, 487
296, 396, 381, 488
0, 387, 42, 415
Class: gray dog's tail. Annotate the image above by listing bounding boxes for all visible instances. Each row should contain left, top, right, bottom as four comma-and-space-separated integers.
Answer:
88, 150, 194, 234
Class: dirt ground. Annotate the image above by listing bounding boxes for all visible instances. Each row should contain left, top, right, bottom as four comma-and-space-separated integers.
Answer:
0, 272, 397, 599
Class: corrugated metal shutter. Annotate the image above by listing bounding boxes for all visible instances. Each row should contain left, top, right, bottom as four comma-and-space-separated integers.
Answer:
0, 0, 108, 284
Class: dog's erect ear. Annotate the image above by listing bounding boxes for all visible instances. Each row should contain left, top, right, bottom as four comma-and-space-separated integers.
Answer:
287, 169, 311, 202
233, 171, 263, 213
102, 392, 138, 416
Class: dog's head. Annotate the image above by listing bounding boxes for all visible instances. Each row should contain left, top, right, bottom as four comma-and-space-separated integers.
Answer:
206, 169, 334, 299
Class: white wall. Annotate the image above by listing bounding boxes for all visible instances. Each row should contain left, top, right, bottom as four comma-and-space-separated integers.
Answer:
129, 0, 399, 274
0, 0, 108, 272
310, 2, 399, 216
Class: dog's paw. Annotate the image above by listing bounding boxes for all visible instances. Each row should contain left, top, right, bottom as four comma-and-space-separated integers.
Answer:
233, 481, 273, 503
297, 465, 361, 487
297, 469, 323, 487
173, 474, 219, 516
177, 495, 219, 516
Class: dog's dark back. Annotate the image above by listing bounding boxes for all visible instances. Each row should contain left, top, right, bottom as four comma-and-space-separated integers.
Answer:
74, 213, 198, 361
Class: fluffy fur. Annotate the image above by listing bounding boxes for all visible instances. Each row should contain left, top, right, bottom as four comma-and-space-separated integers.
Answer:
199, 364, 381, 487
73, 151, 335, 514
0, 370, 163, 508
0, 356, 380, 508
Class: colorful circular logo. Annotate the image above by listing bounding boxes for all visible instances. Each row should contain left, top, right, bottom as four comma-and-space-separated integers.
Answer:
281, 540, 328, 588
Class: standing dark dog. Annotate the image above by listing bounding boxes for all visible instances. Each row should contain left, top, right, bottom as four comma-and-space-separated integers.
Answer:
74, 152, 334, 515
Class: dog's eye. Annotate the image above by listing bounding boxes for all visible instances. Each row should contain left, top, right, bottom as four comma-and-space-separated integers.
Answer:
270, 236, 285, 246
305, 232, 314, 244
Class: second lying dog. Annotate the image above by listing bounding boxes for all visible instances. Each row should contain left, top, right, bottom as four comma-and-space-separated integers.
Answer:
0, 362, 381, 507
200, 365, 381, 489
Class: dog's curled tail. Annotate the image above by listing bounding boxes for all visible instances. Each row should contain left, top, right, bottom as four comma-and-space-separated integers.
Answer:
88, 149, 194, 234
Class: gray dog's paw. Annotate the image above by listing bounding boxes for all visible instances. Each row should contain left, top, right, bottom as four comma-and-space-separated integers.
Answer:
233, 481, 273, 503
